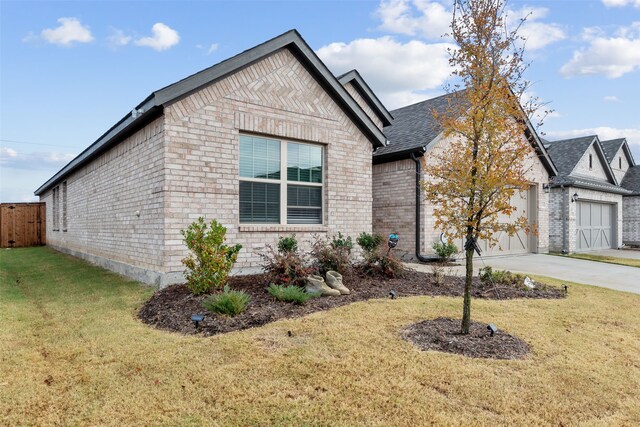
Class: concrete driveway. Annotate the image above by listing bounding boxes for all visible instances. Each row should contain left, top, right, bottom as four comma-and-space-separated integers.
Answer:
409, 254, 640, 294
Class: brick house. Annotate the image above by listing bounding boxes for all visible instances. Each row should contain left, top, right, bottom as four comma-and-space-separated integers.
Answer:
600, 138, 640, 246
372, 93, 558, 260
35, 30, 389, 286
544, 136, 633, 252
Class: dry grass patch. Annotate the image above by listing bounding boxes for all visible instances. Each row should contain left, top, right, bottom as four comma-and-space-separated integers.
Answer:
1, 247, 639, 426
562, 253, 640, 268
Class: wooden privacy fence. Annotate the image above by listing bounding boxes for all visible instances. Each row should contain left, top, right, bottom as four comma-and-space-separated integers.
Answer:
0, 203, 46, 248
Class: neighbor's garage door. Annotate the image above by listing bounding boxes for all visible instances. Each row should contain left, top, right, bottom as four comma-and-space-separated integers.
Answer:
576, 201, 614, 251
456, 189, 532, 256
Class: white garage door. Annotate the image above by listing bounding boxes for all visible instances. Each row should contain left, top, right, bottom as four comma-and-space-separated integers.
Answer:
456, 189, 532, 256
576, 201, 614, 251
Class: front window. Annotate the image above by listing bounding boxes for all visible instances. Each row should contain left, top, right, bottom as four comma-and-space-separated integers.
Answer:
239, 135, 323, 224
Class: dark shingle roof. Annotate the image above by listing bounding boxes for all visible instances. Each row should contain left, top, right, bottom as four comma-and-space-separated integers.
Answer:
552, 175, 632, 195
544, 135, 597, 176
621, 165, 640, 195
374, 92, 459, 157
600, 138, 626, 163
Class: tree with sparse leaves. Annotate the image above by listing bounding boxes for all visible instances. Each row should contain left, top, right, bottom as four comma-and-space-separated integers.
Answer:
423, 0, 548, 334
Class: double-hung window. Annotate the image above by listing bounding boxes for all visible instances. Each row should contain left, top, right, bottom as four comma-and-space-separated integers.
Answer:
239, 135, 323, 225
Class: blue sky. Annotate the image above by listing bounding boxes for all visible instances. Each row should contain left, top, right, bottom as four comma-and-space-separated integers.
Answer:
1, 0, 639, 202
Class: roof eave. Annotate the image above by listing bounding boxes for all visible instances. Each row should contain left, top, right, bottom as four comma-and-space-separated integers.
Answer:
337, 70, 393, 126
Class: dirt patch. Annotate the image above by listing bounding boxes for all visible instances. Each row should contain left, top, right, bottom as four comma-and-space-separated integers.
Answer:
139, 268, 565, 336
402, 317, 530, 359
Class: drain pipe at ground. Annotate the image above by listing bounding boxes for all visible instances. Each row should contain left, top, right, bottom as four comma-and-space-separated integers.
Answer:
410, 151, 437, 263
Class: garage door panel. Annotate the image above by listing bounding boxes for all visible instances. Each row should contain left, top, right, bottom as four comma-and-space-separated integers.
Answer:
576, 201, 614, 251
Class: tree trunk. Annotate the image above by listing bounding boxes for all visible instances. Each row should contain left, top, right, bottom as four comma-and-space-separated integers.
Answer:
461, 245, 474, 335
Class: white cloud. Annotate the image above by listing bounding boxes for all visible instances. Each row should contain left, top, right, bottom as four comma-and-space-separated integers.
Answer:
107, 28, 132, 49
135, 23, 180, 51
197, 42, 219, 55
0, 148, 76, 170
374, 1, 565, 51
317, 36, 455, 109
39, 17, 94, 46
546, 127, 640, 158
602, 0, 640, 7
375, 0, 451, 40
603, 95, 619, 102
560, 23, 640, 78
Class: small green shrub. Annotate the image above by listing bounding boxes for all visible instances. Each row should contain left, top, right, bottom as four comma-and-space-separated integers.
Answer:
268, 284, 319, 304
260, 237, 312, 286
181, 217, 242, 295
203, 285, 250, 316
479, 266, 524, 286
311, 233, 352, 275
432, 241, 458, 261
277, 235, 298, 254
360, 249, 404, 278
357, 232, 383, 254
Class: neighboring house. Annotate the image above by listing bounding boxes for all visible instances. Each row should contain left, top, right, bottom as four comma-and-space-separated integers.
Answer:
545, 135, 632, 253
621, 166, 640, 245
372, 93, 557, 260
34, 30, 388, 286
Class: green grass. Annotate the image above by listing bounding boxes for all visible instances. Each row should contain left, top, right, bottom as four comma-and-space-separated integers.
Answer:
268, 284, 320, 304
1, 247, 640, 426
203, 285, 250, 316
561, 253, 640, 268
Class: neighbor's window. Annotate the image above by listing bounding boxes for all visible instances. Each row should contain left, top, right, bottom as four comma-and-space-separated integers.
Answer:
589, 154, 593, 169
239, 134, 323, 224
619, 157, 622, 169
62, 181, 67, 232
52, 186, 60, 231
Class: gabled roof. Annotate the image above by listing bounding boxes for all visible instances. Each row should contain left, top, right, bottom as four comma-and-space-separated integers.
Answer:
337, 70, 393, 126
544, 135, 596, 176
374, 91, 557, 176
600, 138, 636, 167
621, 165, 640, 195
545, 134, 620, 187
35, 29, 387, 196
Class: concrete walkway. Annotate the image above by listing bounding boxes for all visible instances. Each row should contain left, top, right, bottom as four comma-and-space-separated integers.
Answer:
408, 254, 640, 295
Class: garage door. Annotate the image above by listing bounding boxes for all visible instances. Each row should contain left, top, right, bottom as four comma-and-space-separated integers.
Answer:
576, 201, 614, 251
456, 189, 532, 256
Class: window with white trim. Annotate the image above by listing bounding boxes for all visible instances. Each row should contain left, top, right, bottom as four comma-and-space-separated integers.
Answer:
52, 186, 60, 231
239, 134, 323, 224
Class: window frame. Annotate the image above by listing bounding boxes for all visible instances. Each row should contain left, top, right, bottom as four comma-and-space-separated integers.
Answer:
239, 134, 324, 225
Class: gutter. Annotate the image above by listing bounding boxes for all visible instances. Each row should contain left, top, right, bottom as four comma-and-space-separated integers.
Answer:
561, 185, 568, 254
410, 151, 438, 263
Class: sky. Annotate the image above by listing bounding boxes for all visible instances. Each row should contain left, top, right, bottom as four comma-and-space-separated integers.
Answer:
1, 0, 639, 202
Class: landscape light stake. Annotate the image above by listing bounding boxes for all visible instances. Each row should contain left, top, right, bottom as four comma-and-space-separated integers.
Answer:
487, 324, 498, 337
563, 284, 568, 294
191, 314, 205, 329
388, 290, 397, 300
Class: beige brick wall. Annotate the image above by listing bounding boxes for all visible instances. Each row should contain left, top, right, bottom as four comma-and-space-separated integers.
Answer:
343, 82, 383, 130
372, 132, 550, 258
42, 117, 166, 273
623, 196, 640, 244
573, 143, 609, 181
611, 145, 631, 184
162, 48, 374, 273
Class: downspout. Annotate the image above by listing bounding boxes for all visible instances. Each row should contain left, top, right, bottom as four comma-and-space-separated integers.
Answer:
410, 151, 435, 262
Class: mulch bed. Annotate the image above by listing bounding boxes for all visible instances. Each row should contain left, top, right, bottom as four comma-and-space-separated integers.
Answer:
138, 268, 565, 336
402, 317, 530, 359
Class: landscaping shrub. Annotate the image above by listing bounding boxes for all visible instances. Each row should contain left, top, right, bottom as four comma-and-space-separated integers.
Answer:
432, 241, 459, 261
311, 233, 353, 275
479, 266, 524, 286
356, 232, 404, 278
268, 284, 320, 304
356, 232, 383, 254
261, 236, 312, 287
277, 234, 298, 254
181, 217, 242, 295
203, 285, 250, 316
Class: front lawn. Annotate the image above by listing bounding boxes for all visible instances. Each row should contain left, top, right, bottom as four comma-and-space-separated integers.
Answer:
1, 247, 639, 426
563, 252, 640, 268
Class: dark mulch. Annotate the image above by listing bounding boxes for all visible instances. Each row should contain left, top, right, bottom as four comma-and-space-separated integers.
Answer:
402, 317, 530, 359
138, 268, 565, 336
